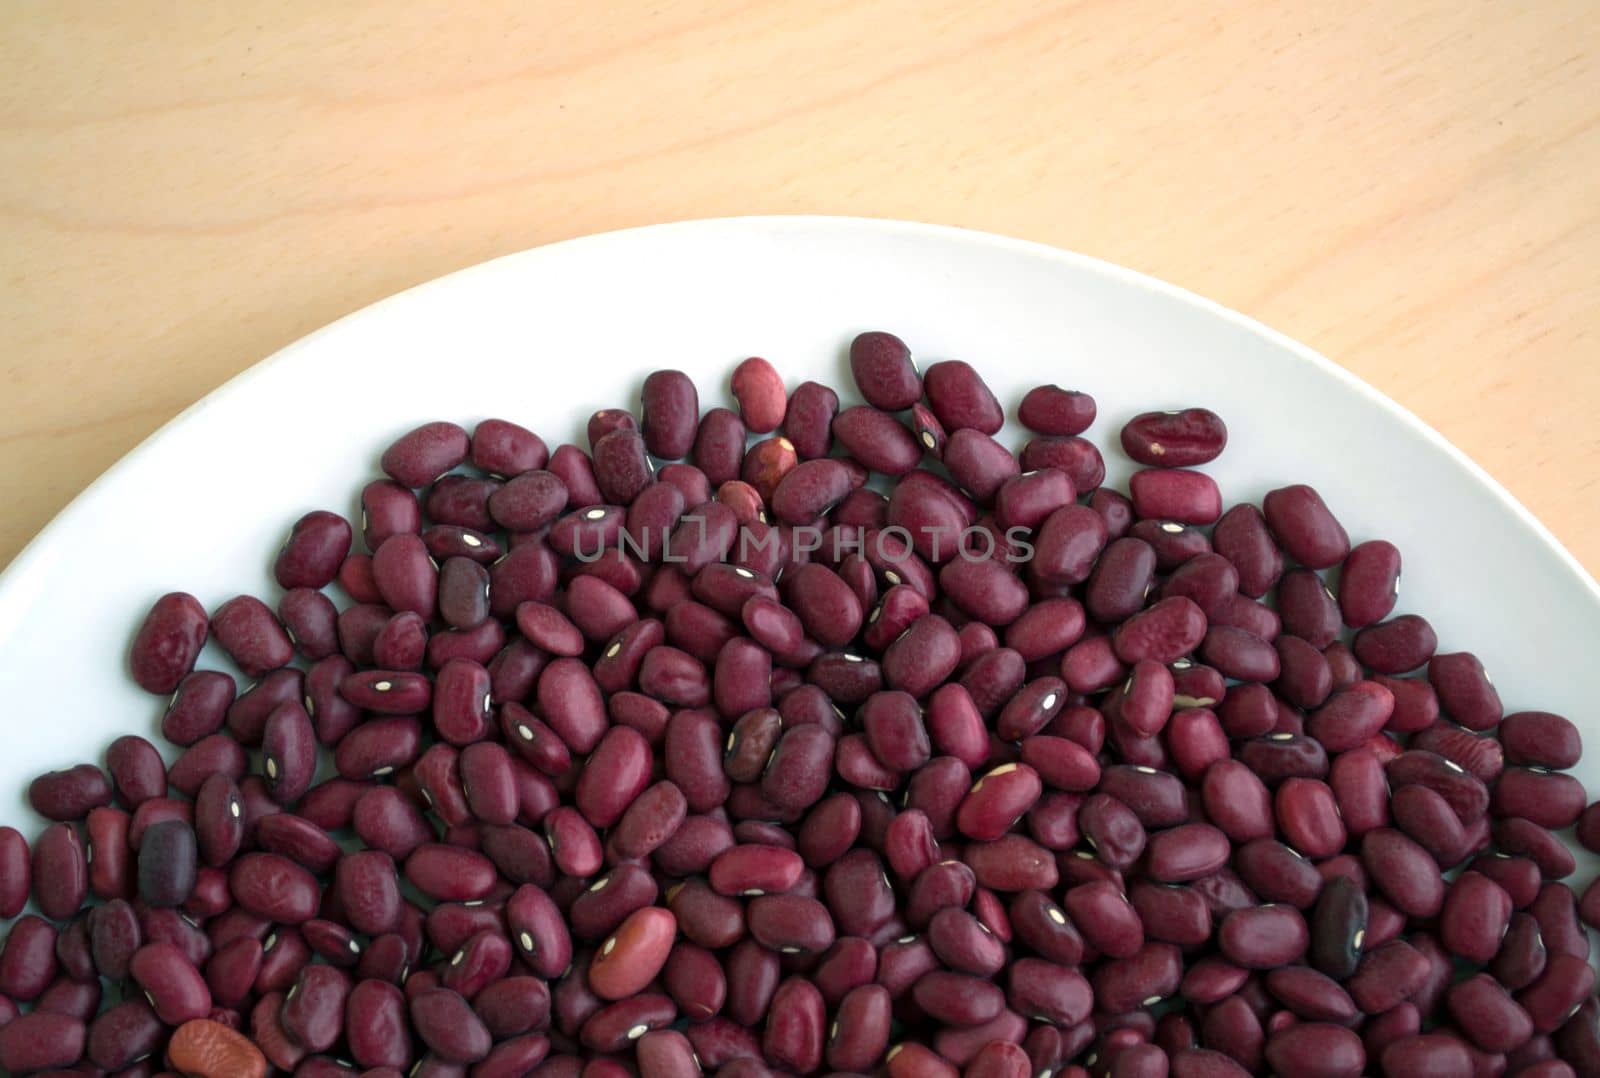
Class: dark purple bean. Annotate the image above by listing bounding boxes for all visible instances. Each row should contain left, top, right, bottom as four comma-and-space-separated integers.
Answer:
137, 819, 197, 908
1306, 874, 1367, 981
1275, 568, 1342, 648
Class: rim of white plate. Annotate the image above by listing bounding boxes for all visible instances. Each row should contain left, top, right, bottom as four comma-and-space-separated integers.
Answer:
4, 215, 1595, 618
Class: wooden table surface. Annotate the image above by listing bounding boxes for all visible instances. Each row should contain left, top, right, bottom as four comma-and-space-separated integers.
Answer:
3, 2, 1597, 575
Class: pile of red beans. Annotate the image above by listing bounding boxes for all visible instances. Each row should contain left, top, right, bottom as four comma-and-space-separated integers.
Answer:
1, 331, 1597, 1078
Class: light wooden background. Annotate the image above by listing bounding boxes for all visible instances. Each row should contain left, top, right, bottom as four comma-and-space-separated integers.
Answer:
2, 2, 1597, 575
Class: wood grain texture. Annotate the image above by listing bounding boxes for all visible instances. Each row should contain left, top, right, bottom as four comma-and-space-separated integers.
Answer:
2, 1, 1597, 573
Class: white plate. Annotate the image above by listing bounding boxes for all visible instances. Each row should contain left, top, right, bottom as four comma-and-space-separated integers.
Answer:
2, 216, 1597, 831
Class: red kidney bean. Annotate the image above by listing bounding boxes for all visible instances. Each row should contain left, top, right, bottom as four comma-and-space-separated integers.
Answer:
1143, 822, 1229, 883
1130, 468, 1222, 524
1200, 625, 1280, 682
955, 763, 1042, 841
0, 915, 58, 1001
1351, 614, 1437, 676
28, 764, 113, 822
279, 586, 340, 659
1235, 838, 1322, 909
1494, 767, 1586, 830
841, 331, 919, 411
545, 443, 603, 511
911, 970, 1004, 1028
160, 669, 236, 746
228, 852, 319, 924
31, 821, 87, 920
410, 987, 492, 1063
1495, 710, 1580, 770
1407, 723, 1503, 786
468, 416, 546, 476
382, 420, 469, 487
1435, 871, 1514, 964
129, 940, 211, 1024
1514, 952, 1596, 1035
1445, 973, 1533, 1054
1259, 484, 1349, 569
1494, 816, 1575, 880
1112, 596, 1206, 667
129, 591, 210, 695
1030, 507, 1107, 589
1424, 650, 1502, 731
1272, 570, 1341, 650
279, 963, 350, 1053
1130, 879, 1210, 947
1084, 538, 1157, 625
1199, 759, 1273, 843
1528, 882, 1587, 962
639, 369, 699, 459
1122, 408, 1231, 467
1344, 942, 1424, 1021
1274, 778, 1345, 859
0, 1008, 87, 1073
1261, 1022, 1365, 1078
1210, 504, 1283, 599
1360, 827, 1445, 918
996, 469, 1075, 533
1218, 904, 1308, 968
1267, 965, 1358, 1025
1063, 880, 1144, 959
